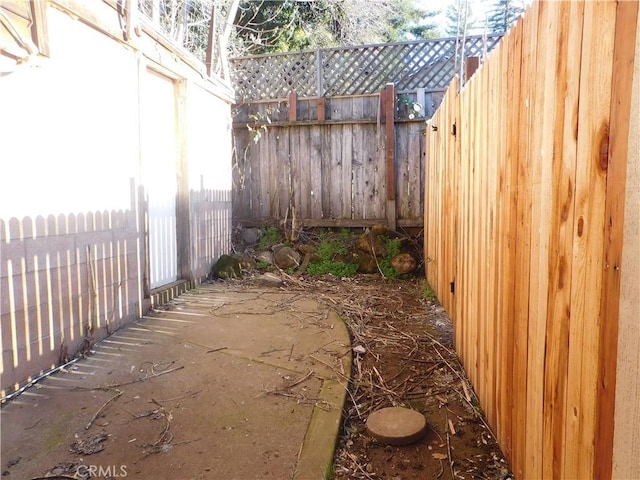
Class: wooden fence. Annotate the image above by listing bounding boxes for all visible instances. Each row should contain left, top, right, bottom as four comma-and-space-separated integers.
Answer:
424, 0, 639, 478
232, 84, 429, 229
231, 37, 503, 229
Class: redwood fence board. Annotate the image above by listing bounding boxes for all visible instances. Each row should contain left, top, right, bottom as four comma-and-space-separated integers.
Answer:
424, 0, 638, 478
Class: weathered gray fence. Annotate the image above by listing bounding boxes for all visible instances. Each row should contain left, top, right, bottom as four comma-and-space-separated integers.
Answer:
233, 87, 425, 229
231, 36, 502, 229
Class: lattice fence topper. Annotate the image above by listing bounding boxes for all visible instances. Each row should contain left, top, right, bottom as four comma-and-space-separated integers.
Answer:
230, 35, 502, 101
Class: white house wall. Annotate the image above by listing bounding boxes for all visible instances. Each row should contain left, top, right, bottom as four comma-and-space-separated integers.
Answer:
0, 2, 233, 396
186, 83, 233, 280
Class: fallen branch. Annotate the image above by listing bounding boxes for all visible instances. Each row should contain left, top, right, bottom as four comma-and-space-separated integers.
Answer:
85, 389, 122, 430
80, 365, 185, 391
445, 410, 455, 480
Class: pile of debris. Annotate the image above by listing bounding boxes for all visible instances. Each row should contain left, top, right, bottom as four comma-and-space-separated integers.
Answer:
211, 224, 423, 281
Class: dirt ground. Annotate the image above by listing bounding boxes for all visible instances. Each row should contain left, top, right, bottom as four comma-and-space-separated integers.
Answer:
279, 274, 513, 480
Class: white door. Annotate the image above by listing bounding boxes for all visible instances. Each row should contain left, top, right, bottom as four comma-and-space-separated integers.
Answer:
141, 69, 178, 289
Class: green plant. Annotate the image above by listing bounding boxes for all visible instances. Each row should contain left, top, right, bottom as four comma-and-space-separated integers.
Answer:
421, 280, 437, 301
255, 261, 275, 271
323, 462, 334, 480
316, 239, 348, 259
258, 226, 281, 250
379, 238, 402, 278
307, 260, 358, 277
306, 237, 358, 277
246, 106, 279, 144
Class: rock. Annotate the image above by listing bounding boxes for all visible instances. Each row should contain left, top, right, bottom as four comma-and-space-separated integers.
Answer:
371, 223, 390, 237
273, 246, 301, 269
353, 345, 366, 355
356, 232, 387, 257
238, 254, 256, 270
271, 243, 287, 253
391, 253, 417, 274
297, 243, 316, 255
256, 251, 274, 265
355, 253, 378, 274
211, 254, 242, 279
241, 227, 262, 245
255, 272, 283, 287
366, 407, 427, 446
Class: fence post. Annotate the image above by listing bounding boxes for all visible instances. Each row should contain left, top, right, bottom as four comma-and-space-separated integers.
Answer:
317, 97, 326, 121
384, 83, 397, 230
288, 92, 297, 121
316, 48, 323, 97
465, 56, 480, 83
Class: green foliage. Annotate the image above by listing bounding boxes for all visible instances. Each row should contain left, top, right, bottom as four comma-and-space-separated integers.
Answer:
231, 0, 442, 56
307, 260, 358, 277
379, 238, 402, 278
421, 280, 437, 301
258, 226, 281, 250
316, 239, 348, 259
445, 0, 476, 37
306, 237, 358, 277
398, 95, 423, 119
323, 462, 334, 480
386, 0, 441, 41
484, 0, 525, 34
256, 261, 274, 271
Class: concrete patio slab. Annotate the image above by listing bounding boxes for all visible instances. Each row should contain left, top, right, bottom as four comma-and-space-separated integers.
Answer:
1, 282, 352, 480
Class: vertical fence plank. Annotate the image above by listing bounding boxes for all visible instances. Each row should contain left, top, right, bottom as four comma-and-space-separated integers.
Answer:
309, 125, 323, 218
565, 1, 617, 478
341, 125, 354, 220
512, 3, 539, 476
525, 2, 556, 477
501, 19, 523, 463
268, 128, 280, 217
542, 2, 583, 478
596, 2, 639, 476
298, 126, 312, 218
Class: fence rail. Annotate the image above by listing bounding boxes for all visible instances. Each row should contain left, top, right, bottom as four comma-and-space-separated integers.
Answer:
424, 1, 638, 478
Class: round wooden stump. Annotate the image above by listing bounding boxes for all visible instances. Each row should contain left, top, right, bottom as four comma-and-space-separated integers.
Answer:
366, 407, 427, 446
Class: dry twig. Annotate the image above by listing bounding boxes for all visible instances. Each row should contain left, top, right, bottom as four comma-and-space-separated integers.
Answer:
85, 389, 122, 430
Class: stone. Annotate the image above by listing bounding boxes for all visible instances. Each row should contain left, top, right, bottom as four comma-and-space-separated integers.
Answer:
211, 254, 242, 279
371, 224, 390, 237
271, 243, 287, 253
297, 243, 316, 255
354, 253, 378, 274
390, 253, 417, 274
273, 246, 301, 269
256, 251, 274, 265
356, 232, 386, 257
366, 407, 427, 446
241, 227, 262, 245
238, 254, 256, 270
255, 272, 283, 287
